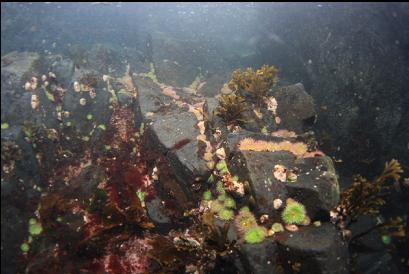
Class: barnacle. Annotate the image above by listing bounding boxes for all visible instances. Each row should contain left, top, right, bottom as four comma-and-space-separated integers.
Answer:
216, 92, 248, 126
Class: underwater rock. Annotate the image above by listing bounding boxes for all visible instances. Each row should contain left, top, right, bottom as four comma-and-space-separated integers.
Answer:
44, 55, 74, 87
151, 36, 200, 87
146, 197, 171, 225
273, 83, 316, 134
133, 77, 174, 121
144, 108, 210, 198
276, 223, 349, 274
230, 140, 339, 219
238, 238, 280, 274
1, 51, 41, 124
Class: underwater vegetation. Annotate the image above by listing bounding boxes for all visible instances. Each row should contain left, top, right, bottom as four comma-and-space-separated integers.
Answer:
332, 159, 406, 244
216, 92, 248, 127
216, 65, 279, 128
228, 65, 279, 107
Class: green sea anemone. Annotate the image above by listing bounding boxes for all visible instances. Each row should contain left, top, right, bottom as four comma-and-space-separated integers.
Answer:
210, 200, 224, 214
216, 160, 229, 174
20, 242, 30, 253
29, 222, 43, 236
217, 193, 227, 202
271, 222, 284, 233
244, 226, 266, 244
218, 208, 234, 221
224, 196, 236, 209
281, 200, 306, 225
216, 181, 226, 195
203, 190, 212, 201
234, 207, 258, 235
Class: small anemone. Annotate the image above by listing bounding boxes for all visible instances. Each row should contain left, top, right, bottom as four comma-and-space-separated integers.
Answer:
218, 208, 234, 221
281, 199, 307, 225
224, 196, 236, 209
244, 226, 267, 244
210, 200, 224, 214
234, 207, 258, 236
203, 190, 212, 201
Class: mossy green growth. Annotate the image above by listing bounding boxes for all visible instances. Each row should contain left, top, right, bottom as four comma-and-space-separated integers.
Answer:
261, 126, 268, 135
29, 222, 43, 236
29, 218, 37, 225
44, 87, 55, 102
98, 124, 106, 130
218, 208, 234, 221
244, 226, 266, 244
136, 190, 146, 204
281, 200, 306, 225
207, 174, 215, 183
139, 122, 145, 135
203, 190, 212, 201
1, 123, 10, 129
86, 114, 93, 120
21, 242, 30, 253
142, 63, 159, 83
382, 235, 391, 245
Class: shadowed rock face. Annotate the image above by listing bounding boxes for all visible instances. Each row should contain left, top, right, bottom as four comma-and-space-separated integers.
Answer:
273, 83, 316, 134
276, 223, 349, 274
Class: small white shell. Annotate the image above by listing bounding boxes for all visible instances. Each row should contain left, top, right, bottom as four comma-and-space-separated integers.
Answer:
79, 98, 86, 106
24, 82, 32, 91
73, 81, 81, 92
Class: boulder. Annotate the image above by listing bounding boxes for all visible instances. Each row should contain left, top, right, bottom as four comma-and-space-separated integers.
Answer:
238, 239, 280, 274
144, 108, 209, 197
273, 83, 316, 133
1, 51, 41, 124
276, 223, 349, 274
229, 139, 339, 219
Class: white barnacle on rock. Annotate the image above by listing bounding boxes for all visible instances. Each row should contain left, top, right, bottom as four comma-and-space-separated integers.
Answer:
102, 74, 110, 82
89, 89, 97, 99
48, 71, 56, 79
73, 81, 81, 92
79, 98, 86, 106
41, 74, 47, 81
215, 147, 226, 160
31, 94, 40, 109
24, 82, 32, 91
273, 198, 283, 209
30, 77, 38, 89
273, 164, 287, 182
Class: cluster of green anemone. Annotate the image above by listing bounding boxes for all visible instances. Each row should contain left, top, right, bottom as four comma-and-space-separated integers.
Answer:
202, 181, 237, 221
234, 207, 267, 244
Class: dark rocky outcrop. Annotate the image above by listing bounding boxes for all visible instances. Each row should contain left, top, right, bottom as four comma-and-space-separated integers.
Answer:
276, 223, 349, 274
